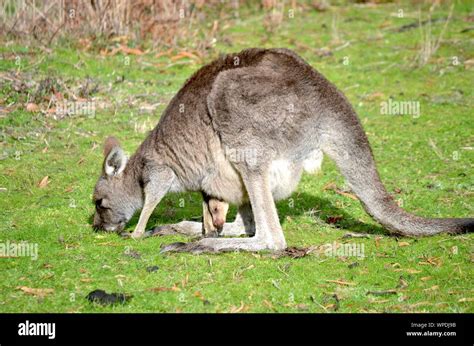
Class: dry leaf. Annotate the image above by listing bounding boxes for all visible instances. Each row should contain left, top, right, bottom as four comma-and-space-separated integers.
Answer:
17, 286, 54, 297
458, 298, 474, 303
111, 35, 129, 44
427, 257, 442, 267
263, 300, 273, 309
147, 285, 181, 293
54, 92, 63, 101
409, 301, 431, 308
120, 45, 144, 55
398, 276, 409, 289
171, 51, 201, 63
365, 92, 385, 101
296, 304, 309, 311
101, 47, 119, 56
323, 182, 358, 200
147, 287, 173, 292
405, 268, 421, 274
181, 273, 189, 288
229, 301, 248, 313
419, 256, 442, 267
96, 241, 121, 246
368, 298, 390, 304
26, 103, 39, 112
325, 279, 356, 286
464, 59, 474, 69
194, 291, 205, 301
155, 48, 173, 59
38, 176, 50, 188
398, 241, 410, 247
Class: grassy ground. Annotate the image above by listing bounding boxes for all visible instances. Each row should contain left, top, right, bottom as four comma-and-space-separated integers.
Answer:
0, 1, 473, 313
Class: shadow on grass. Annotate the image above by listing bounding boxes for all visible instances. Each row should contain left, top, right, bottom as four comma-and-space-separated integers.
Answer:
88, 191, 387, 236
277, 192, 387, 236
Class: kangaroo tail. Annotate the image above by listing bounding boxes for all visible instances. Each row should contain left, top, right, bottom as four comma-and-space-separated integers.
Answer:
320, 111, 473, 236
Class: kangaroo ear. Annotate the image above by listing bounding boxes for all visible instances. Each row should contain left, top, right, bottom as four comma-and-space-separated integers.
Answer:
104, 136, 121, 158
103, 137, 127, 177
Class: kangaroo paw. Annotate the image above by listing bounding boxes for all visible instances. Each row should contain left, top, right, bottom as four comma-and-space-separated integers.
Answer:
119, 232, 132, 239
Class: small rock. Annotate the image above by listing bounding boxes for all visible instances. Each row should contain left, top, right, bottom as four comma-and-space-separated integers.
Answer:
146, 266, 159, 273
348, 262, 359, 269
86, 289, 131, 306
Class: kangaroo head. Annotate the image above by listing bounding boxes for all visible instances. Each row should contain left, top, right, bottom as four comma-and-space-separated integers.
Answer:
92, 137, 142, 232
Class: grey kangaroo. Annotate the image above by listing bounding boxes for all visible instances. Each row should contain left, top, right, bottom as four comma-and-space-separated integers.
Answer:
92, 48, 473, 253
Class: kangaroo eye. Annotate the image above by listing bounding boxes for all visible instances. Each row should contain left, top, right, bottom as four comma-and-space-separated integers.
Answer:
95, 199, 103, 208
214, 207, 218, 212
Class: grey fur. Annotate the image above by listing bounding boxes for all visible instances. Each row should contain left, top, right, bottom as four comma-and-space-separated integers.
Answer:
92, 48, 473, 252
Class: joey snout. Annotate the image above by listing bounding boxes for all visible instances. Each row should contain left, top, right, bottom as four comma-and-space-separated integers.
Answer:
213, 217, 225, 230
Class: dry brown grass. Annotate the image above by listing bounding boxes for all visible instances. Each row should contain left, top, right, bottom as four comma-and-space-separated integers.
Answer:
0, 0, 315, 49
414, 3, 454, 67
0, 0, 229, 49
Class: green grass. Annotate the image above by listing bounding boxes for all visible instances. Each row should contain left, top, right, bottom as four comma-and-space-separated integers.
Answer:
0, 1, 473, 313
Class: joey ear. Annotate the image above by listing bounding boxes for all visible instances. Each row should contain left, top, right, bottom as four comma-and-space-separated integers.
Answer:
103, 137, 127, 177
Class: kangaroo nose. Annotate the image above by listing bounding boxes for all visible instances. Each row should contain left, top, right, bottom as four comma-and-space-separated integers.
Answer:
93, 214, 103, 231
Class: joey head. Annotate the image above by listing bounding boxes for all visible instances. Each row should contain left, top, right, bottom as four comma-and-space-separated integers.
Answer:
202, 193, 229, 237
